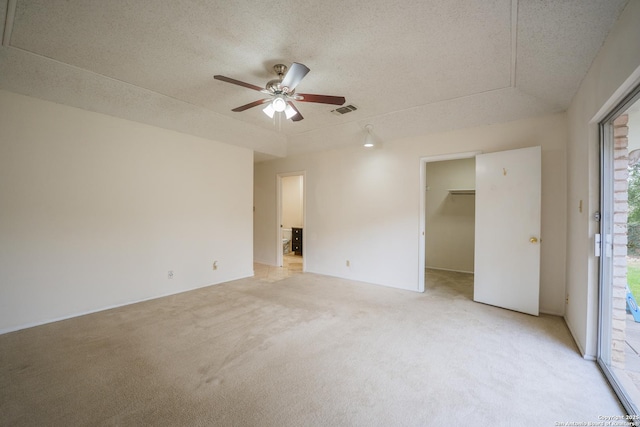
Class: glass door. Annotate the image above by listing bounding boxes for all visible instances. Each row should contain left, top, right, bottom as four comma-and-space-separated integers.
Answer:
598, 86, 640, 415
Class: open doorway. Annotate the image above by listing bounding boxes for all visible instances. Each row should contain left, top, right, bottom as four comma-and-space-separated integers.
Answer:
424, 157, 476, 299
425, 158, 476, 272
419, 152, 479, 293
425, 157, 476, 299
277, 172, 305, 273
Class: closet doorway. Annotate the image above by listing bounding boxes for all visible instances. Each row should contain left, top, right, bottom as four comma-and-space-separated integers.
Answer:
419, 152, 480, 293
276, 172, 305, 271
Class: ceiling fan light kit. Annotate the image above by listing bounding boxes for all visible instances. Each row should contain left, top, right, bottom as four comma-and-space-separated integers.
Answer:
263, 99, 296, 119
214, 63, 346, 122
271, 96, 287, 112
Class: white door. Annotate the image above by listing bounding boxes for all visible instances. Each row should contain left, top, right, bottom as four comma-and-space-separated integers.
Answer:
474, 146, 541, 316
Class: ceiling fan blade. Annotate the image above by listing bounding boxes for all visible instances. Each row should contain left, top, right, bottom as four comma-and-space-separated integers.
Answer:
231, 99, 271, 112
287, 101, 304, 121
280, 63, 310, 91
214, 75, 264, 92
296, 93, 346, 105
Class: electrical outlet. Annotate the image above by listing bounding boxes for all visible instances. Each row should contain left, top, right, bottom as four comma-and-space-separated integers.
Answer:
346, 260, 350, 267
213, 261, 218, 270
168, 270, 174, 279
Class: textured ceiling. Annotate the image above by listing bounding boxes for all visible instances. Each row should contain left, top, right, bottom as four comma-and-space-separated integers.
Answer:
0, 0, 629, 160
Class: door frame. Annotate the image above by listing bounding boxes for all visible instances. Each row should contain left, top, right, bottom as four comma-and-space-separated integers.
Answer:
597, 83, 640, 416
276, 171, 306, 269
418, 151, 481, 292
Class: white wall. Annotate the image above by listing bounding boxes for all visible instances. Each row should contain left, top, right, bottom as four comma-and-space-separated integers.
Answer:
425, 158, 475, 273
0, 90, 254, 333
282, 175, 303, 229
254, 112, 567, 315
566, 0, 640, 358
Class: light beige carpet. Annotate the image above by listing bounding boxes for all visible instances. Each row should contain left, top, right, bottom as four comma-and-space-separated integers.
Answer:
0, 269, 623, 426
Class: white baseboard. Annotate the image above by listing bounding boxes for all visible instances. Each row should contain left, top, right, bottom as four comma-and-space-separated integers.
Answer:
253, 258, 275, 266
539, 309, 565, 317
426, 266, 474, 274
0, 272, 254, 335
563, 315, 595, 360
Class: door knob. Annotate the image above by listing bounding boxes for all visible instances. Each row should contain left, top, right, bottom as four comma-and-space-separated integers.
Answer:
530, 237, 538, 243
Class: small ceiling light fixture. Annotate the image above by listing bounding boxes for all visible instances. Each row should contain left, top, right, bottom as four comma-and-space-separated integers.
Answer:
363, 124, 375, 148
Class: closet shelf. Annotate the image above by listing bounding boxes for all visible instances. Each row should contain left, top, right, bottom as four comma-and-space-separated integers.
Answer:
448, 189, 475, 195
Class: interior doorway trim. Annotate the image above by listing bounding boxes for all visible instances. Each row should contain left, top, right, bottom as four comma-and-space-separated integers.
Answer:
418, 151, 482, 292
276, 171, 306, 270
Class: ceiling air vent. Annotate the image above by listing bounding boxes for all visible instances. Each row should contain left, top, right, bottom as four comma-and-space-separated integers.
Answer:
331, 104, 358, 115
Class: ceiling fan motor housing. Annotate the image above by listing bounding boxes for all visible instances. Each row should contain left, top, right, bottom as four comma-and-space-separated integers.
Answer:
266, 79, 292, 95
267, 64, 293, 94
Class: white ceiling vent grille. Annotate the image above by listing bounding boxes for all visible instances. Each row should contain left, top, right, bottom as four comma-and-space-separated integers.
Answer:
331, 105, 358, 115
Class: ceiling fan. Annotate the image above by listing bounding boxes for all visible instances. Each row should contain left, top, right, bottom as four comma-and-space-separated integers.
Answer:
214, 63, 346, 122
